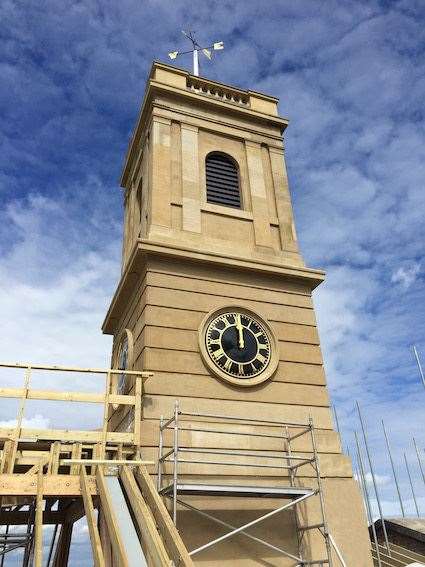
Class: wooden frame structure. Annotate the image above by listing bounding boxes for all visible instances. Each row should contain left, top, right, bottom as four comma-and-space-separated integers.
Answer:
0, 362, 194, 567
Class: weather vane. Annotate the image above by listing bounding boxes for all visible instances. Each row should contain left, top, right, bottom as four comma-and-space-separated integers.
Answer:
168, 30, 224, 76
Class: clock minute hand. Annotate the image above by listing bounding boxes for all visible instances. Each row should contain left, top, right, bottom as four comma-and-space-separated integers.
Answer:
236, 314, 245, 349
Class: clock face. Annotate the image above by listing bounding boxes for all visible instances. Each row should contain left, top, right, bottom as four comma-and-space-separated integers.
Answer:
205, 311, 272, 379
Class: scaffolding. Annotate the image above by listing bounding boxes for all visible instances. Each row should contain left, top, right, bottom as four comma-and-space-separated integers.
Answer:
157, 401, 345, 566
0, 362, 194, 567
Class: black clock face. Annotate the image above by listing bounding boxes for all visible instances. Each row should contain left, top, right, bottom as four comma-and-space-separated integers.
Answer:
205, 311, 271, 378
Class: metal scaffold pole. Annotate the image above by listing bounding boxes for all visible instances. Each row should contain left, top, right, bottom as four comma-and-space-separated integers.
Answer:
173, 400, 180, 526
382, 421, 405, 517
413, 437, 425, 488
413, 345, 425, 389
332, 403, 341, 437
356, 401, 391, 556
309, 416, 333, 567
404, 452, 420, 517
355, 432, 382, 567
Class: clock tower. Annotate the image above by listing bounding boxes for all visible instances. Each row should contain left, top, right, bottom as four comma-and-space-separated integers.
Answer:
103, 62, 373, 566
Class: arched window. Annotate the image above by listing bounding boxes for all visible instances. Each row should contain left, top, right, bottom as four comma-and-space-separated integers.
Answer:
206, 152, 241, 208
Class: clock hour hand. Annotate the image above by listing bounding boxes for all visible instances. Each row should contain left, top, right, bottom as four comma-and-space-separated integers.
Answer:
236, 314, 245, 349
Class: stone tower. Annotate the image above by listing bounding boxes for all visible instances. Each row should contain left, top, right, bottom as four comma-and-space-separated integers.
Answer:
102, 62, 373, 566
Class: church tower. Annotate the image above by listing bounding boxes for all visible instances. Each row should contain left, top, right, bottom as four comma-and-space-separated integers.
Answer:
103, 62, 373, 566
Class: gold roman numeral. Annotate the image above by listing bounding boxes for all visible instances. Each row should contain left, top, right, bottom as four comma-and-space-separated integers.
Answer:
223, 358, 232, 371
212, 348, 225, 359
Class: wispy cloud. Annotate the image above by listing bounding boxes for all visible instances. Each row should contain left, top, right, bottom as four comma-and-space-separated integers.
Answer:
391, 264, 421, 289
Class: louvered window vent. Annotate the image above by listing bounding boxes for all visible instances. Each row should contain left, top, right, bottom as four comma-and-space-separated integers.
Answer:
206, 153, 241, 208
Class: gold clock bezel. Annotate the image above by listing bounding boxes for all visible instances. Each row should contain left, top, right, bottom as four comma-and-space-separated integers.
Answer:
198, 305, 279, 387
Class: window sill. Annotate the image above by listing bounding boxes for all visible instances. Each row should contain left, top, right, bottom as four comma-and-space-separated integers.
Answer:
171, 200, 279, 226
201, 202, 253, 220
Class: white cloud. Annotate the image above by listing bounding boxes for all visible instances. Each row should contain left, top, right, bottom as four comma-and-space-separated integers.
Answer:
391, 264, 421, 290
0, 189, 117, 367
0, 414, 50, 428
0, 188, 119, 428
354, 472, 391, 488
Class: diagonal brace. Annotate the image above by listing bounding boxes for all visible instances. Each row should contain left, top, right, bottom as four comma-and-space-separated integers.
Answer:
176, 498, 303, 562
186, 491, 315, 556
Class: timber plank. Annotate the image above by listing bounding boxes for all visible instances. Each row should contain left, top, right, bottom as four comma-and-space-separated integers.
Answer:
134, 465, 194, 567
34, 466, 43, 567
120, 467, 171, 567
81, 467, 105, 567
0, 474, 97, 496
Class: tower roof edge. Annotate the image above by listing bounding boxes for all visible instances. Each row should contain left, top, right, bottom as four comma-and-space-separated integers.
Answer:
119, 61, 288, 189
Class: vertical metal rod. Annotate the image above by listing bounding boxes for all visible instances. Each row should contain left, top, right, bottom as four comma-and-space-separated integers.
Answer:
353, 459, 368, 521
286, 425, 303, 562
286, 426, 294, 488
173, 401, 179, 525
309, 417, 333, 567
157, 415, 164, 491
404, 452, 420, 517
0, 523, 9, 567
332, 404, 341, 437
329, 533, 347, 567
355, 432, 381, 567
382, 421, 405, 517
413, 437, 425, 488
356, 401, 391, 556
46, 524, 58, 567
413, 345, 425, 388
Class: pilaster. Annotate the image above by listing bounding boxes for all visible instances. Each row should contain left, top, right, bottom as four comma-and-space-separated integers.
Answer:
269, 146, 299, 253
245, 141, 273, 249
149, 116, 172, 231
181, 124, 201, 233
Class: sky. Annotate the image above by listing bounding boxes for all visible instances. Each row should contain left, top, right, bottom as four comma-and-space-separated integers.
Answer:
1, 0, 425, 561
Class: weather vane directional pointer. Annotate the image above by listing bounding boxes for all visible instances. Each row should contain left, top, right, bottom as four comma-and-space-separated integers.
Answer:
168, 30, 224, 76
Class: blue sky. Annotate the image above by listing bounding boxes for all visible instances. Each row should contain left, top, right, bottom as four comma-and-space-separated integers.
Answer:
1, 0, 425, 559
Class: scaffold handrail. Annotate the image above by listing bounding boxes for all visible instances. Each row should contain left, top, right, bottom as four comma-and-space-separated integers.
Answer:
161, 447, 314, 461
177, 410, 314, 428
169, 425, 287, 439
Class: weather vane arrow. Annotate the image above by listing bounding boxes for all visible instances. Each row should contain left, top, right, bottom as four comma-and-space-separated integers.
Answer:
168, 30, 224, 76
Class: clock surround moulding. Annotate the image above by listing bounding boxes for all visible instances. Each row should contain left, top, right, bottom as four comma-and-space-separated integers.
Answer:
198, 305, 279, 387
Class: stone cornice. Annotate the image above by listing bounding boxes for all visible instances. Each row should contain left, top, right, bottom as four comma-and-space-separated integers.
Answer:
102, 239, 325, 335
